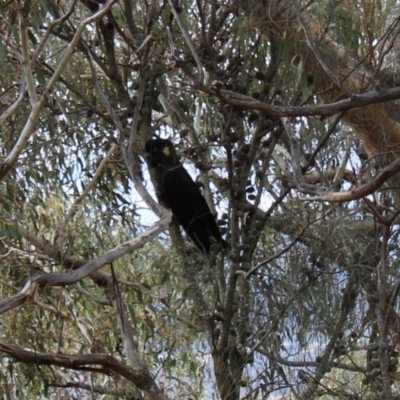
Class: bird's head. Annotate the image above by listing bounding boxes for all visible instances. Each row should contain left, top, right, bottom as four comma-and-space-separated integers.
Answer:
145, 139, 178, 167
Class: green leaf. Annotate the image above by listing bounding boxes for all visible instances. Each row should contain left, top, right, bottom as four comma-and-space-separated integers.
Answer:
27, 29, 37, 45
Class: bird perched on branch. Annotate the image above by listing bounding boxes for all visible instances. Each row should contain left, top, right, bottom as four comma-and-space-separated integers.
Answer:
145, 138, 228, 254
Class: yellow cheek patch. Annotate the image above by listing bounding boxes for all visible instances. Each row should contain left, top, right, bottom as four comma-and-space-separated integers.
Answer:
162, 146, 171, 157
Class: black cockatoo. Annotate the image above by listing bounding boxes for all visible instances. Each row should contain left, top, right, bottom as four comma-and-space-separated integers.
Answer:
145, 138, 227, 254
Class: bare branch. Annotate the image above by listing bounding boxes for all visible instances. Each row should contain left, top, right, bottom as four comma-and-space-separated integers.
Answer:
86, 51, 125, 134
305, 157, 400, 202
0, 80, 27, 126
19, 18, 37, 106
0, 342, 168, 400
168, 0, 204, 83
0, 216, 171, 314
71, 284, 110, 306
105, 270, 143, 370
190, 81, 400, 117
282, 116, 324, 196
332, 134, 352, 188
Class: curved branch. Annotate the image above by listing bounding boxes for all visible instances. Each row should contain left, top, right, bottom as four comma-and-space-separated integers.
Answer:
0, 0, 118, 181
282, 116, 324, 196
190, 80, 400, 117
305, 157, 400, 202
0, 80, 26, 126
0, 215, 171, 314
0, 342, 168, 400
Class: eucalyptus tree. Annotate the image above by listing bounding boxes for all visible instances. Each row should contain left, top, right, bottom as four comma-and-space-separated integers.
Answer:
1, 0, 400, 399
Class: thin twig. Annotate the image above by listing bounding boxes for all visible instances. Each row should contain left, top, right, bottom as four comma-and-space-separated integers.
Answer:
19, 17, 37, 106
57, 143, 117, 248
291, 0, 353, 98
0, 0, 118, 181
305, 157, 400, 202
168, 0, 204, 83
282, 116, 324, 195
239, 226, 306, 279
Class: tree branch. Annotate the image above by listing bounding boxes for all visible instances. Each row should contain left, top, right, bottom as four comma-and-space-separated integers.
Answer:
0, 216, 171, 314
0, 343, 168, 400
190, 80, 400, 117
0, 0, 118, 181
56, 143, 118, 248
282, 116, 324, 196
305, 157, 400, 202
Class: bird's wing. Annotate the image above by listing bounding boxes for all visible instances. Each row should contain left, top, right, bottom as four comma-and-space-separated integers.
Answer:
160, 164, 226, 249
160, 164, 210, 221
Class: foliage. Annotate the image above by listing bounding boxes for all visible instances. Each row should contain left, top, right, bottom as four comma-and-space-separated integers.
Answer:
1, 0, 400, 399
